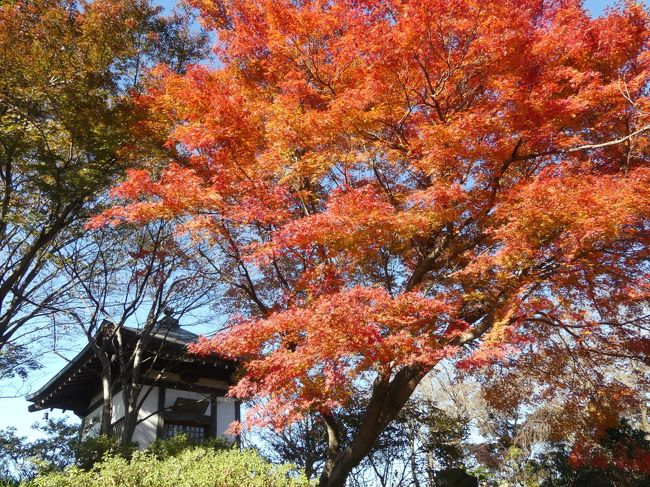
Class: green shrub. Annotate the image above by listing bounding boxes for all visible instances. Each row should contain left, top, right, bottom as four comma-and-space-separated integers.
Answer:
147, 434, 232, 460
75, 434, 137, 470
30, 447, 311, 487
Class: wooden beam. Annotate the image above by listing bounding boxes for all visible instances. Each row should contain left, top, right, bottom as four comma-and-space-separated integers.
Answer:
210, 395, 218, 438
156, 386, 166, 440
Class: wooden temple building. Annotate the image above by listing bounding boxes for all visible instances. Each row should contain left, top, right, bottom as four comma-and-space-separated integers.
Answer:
26, 312, 239, 448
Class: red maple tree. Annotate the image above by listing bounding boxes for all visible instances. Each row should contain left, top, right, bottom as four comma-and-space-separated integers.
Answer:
92, 1, 650, 484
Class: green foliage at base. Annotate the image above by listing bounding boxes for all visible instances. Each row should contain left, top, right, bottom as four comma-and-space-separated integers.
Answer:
147, 433, 232, 460
75, 433, 232, 470
75, 435, 138, 471
30, 447, 311, 487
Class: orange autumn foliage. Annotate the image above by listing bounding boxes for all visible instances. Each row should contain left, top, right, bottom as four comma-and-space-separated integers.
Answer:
93, 0, 650, 449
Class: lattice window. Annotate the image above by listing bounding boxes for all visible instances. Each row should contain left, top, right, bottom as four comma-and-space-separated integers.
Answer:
112, 419, 124, 438
162, 422, 207, 442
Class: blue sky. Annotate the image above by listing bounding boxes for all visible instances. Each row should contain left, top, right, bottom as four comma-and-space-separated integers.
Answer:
586, 0, 624, 15
156, 0, 618, 16
0, 0, 630, 441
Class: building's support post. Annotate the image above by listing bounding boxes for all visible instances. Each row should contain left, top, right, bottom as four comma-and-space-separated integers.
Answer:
235, 400, 241, 447
156, 386, 166, 440
210, 394, 218, 438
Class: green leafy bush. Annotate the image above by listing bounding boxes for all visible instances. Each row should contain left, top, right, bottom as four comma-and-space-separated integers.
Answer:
75, 434, 137, 470
31, 447, 311, 487
147, 433, 231, 460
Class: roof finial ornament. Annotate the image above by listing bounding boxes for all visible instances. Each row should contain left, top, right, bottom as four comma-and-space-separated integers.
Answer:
158, 306, 179, 331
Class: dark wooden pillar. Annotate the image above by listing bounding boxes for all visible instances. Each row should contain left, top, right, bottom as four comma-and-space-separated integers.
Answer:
156, 386, 166, 440
235, 400, 241, 448
210, 394, 218, 437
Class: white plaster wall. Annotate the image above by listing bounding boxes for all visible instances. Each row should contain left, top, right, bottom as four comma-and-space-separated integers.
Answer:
111, 390, 124, 422
107, 386, 160, 448
132, 386, 159, 448
81, 403, 102, 439
216, 397, 237, 437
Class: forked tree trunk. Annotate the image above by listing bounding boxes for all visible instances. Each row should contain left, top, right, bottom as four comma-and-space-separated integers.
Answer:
319, 439, 383, 487
318, 364, 427, 487
120, 381, 142, 445
317, 310, 497, 486
120, 340, 145, 445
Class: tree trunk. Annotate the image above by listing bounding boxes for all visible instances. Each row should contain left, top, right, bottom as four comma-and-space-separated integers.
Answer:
319, 460, 356, 487
318, 421, 391, 487
120, 381, 142, 445
100, 374, 113, 435
120, 336, 146, 446
318, 364, 427, 487
98, 354, 113, 436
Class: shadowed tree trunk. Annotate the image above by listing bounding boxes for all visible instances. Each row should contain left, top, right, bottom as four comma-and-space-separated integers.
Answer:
99, 355, 113, 436
319, 365, 426, 487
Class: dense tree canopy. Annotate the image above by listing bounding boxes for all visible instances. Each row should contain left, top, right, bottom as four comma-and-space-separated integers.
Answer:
93, 0, 650, 485
0, 0, 207, 360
